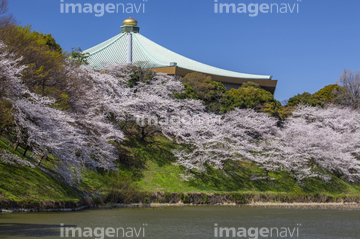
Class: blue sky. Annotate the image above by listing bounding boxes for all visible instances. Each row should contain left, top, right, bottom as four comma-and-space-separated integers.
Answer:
8, 0, 360, 102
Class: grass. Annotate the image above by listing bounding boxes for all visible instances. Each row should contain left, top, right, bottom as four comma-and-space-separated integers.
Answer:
114, 135, 360, 196
137, 160, 199, 192
0, 138, 81, 203
1, 134, 360, 206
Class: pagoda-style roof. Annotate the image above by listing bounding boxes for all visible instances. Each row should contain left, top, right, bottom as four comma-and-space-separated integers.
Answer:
84, 19, 277, 94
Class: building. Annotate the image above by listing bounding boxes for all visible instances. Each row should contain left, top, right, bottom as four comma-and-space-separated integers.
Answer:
84, 18, 277, 94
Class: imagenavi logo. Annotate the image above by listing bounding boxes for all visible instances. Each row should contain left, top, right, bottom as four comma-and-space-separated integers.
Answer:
214, 0, 302, 17
60, 0, 148, 17
214, 223, 302, 238
60, 223, 148, 238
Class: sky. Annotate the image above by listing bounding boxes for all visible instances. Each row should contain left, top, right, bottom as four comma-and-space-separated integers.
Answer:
7, 0, 360, 102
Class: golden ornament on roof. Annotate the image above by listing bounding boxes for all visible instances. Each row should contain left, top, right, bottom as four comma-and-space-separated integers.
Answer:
123, 17, 138, 26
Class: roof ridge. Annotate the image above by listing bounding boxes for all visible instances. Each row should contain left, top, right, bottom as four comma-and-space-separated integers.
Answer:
88, 33, 126, 56
132, 33, 169, 66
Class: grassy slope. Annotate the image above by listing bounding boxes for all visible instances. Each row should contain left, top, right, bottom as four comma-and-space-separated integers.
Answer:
1, 135, 360, 204
118, 136, 360, 196
0, 139, 81, 202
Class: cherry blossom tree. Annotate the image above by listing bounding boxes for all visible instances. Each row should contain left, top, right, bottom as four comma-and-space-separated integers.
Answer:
103, 63, 360, 184
2, 42, 360, 186
265, 105, 360, 183
100, 63, 205, 139
164, 104, 360, 184
163, 108, 279, 173
0, 44, 124, 182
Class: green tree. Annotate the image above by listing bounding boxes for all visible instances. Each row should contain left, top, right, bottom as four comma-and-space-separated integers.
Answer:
287, 84, 340, 107
0, 25, 69, 102
42, 33, 62, 53
219, 82, 289, 120
221, 82, 275, 112
175, 72, 226, 112
313, 84, 339, 101
71, 47, 89, 65
287, 92, 319, 107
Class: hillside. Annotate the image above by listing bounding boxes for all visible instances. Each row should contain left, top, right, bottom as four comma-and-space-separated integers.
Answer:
1, 21, 360, 208
2, 134, 360, 208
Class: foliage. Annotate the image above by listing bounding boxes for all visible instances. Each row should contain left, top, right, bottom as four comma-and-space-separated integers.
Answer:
0, 25, 66, 96
103, 63, 203, 141
41, 33, 63, 53
336, 69, 360, 109
164, 100, 360, 184
287, 92, 319, 107
175, 72, 226, 112
3, 48, 360, 185
287, 84, 340, 107
164, 108, 278, 174
2, 0, 360, 199
1, 24, 360, 187
176, 73, 282, 118
222, 83, 275, 111
220, 82, 286, 120
70, 47, 89, 65
104, 171, 139, 204
0, 43, 124, 182
262, 105, 360, 183
313, 84, 340, 103
0, 47, 200, 182
0, 148, 34, 168
262, 102, 293, 121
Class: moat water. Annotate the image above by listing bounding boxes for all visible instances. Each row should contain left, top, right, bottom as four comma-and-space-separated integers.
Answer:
0, 206, 359, 238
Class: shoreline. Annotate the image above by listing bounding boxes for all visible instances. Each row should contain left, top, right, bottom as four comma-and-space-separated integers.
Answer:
2, 192, 360, 213
100, 202, 360, 209
2, 202, 360, 213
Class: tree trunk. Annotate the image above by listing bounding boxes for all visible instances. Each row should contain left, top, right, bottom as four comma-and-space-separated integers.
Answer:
37, 154, 47, 166
265, 170, 269, 182
42, 79, 46, 96
13, 137, 20, 151
23, 145, 29, 157
141, 127, 148, 140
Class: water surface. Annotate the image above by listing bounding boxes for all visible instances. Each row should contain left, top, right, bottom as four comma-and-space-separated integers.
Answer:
0, 206, 359, 238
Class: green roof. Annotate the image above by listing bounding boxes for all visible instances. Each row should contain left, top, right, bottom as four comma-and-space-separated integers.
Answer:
84, 32, 272, 80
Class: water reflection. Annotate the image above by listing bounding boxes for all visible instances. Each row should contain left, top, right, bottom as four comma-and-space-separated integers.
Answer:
0, 223, 77, 238
0, 207, 359, 239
